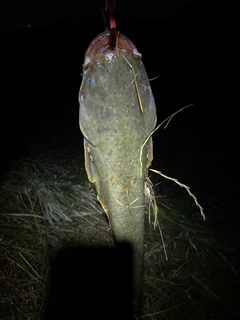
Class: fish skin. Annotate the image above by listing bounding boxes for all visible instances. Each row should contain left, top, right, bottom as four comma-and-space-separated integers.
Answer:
79, 30, 156, 148
79, 31, 157, 184
79, 29, 157, 318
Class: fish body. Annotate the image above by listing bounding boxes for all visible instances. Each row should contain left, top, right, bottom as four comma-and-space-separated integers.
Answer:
79, 30, 157, 317
79, 30, 157, 186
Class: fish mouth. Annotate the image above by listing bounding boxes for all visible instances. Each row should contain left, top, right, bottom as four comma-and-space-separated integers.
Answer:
83, 30, 141, 67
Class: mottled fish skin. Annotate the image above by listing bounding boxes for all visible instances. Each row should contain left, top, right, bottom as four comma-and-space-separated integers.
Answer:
79, 31, 157, 184
79, 29, 157, 317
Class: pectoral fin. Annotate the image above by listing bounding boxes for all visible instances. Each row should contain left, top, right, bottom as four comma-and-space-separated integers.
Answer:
146, 137, 154, 168
84, 138, 95, 183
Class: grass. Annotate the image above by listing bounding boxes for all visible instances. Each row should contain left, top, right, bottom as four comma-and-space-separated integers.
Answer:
142, 171, 239, 319
0, 132, 239, 319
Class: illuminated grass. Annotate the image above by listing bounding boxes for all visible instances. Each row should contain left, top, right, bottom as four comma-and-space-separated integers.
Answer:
0, 133, 238, 319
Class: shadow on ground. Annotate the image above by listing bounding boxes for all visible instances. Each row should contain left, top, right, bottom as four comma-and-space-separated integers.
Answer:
45, 244, 134, 320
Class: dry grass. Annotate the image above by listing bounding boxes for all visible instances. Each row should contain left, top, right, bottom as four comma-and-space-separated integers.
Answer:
142, 172, 238, 319
0, 134, 239, 319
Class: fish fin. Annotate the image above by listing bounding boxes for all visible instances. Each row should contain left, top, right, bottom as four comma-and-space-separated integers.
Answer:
146, 137, 154, 168
84, 138, 95, 183
97, 195, 112, 230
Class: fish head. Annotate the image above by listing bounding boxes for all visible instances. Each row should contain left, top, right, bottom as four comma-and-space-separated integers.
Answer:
82, 30, 142, 69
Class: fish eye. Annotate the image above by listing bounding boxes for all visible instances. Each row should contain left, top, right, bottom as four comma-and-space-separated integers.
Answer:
88, 77, 94, 86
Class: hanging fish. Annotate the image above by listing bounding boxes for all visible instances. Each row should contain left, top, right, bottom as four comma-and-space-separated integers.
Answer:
79, 1, 157, 317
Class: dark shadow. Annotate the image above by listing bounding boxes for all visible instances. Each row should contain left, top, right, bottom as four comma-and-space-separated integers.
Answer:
44, 243, 134, 320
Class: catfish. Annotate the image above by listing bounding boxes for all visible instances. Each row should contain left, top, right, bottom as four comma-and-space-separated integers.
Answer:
78, 29, 157, 318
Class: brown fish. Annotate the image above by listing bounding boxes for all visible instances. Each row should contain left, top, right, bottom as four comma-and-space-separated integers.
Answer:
79, 30, 157, 317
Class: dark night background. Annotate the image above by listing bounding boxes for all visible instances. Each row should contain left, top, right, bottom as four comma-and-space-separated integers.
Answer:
1, 2, 237, 217
0, 1, 238, 317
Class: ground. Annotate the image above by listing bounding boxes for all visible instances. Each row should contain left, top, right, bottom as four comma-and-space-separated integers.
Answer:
0, 12, 239, 319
